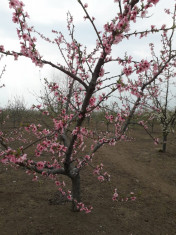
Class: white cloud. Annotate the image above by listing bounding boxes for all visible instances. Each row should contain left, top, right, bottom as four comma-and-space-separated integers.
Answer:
0, 1, 9, 12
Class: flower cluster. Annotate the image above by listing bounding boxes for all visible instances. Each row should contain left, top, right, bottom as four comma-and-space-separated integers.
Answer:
9, 0, 43, 66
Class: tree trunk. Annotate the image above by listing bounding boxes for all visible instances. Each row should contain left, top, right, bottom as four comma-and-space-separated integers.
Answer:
162, 133, 168, 153
71, 173, 81, 212
106, 122, 109, 132
151, 119, 155, 133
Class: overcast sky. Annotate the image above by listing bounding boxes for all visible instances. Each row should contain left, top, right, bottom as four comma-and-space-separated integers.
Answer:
0, 0, 175, 108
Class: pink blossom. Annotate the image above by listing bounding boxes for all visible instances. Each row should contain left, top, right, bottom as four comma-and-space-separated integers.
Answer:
84, 155, 90, 160
67, 194, 72, 201
35, 152, 41, 157
141, 10, 148, 18
153, 63, 158, 74
72, 127, 79, 135
55, 181, 61, 186
112, 188, 118, 201
99, 67, 105, 77
12, 52, 18, 60
85, 207, 93, 213
89, 97, 96, 106
98, 175, 104, 182
104, 44, 111, 54
9, 0, 21, 9
0, 45, 5, 52
136, 60, 150, 73
151, 25, 155, 30
32, 175, 38, 181
26, 170, 32, 175
1, 158, 8, 164
78, 114, 83, 119
17, 154, 27, 163
147, 0, 159, 5
165, 9, 170, 15
154, 138, 159, 145
37, 161, 45, 170
123, 66, 133, 76
12, 13, 19, 23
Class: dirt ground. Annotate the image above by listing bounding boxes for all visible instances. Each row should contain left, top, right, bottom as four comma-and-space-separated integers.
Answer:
0, 127, 176, 235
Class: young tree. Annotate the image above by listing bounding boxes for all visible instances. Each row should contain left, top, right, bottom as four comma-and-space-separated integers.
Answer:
0, 55, 6, 125
36, 74, 71, 117
0, 0, 176, 212
145, 69, 176, 152
156, 80, 176, 152
6, 95, 27, 128
133, 29, 176, 152
126, 29, 176, 152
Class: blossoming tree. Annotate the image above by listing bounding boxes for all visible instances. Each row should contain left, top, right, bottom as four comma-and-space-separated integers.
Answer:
143, 39, 176, 152
151, 78, 176, 153
0, 0, 176, 212
125, 26, 176, 152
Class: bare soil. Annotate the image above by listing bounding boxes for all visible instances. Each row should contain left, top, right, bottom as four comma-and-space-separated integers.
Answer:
0, 127, 176, 235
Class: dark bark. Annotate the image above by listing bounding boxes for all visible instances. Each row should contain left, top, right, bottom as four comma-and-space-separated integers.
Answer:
71, 173, 81, 212
162, 133, 168, 153
150, 119, 155, 133
64, 58, 105, 172
106, 122, 109, 132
